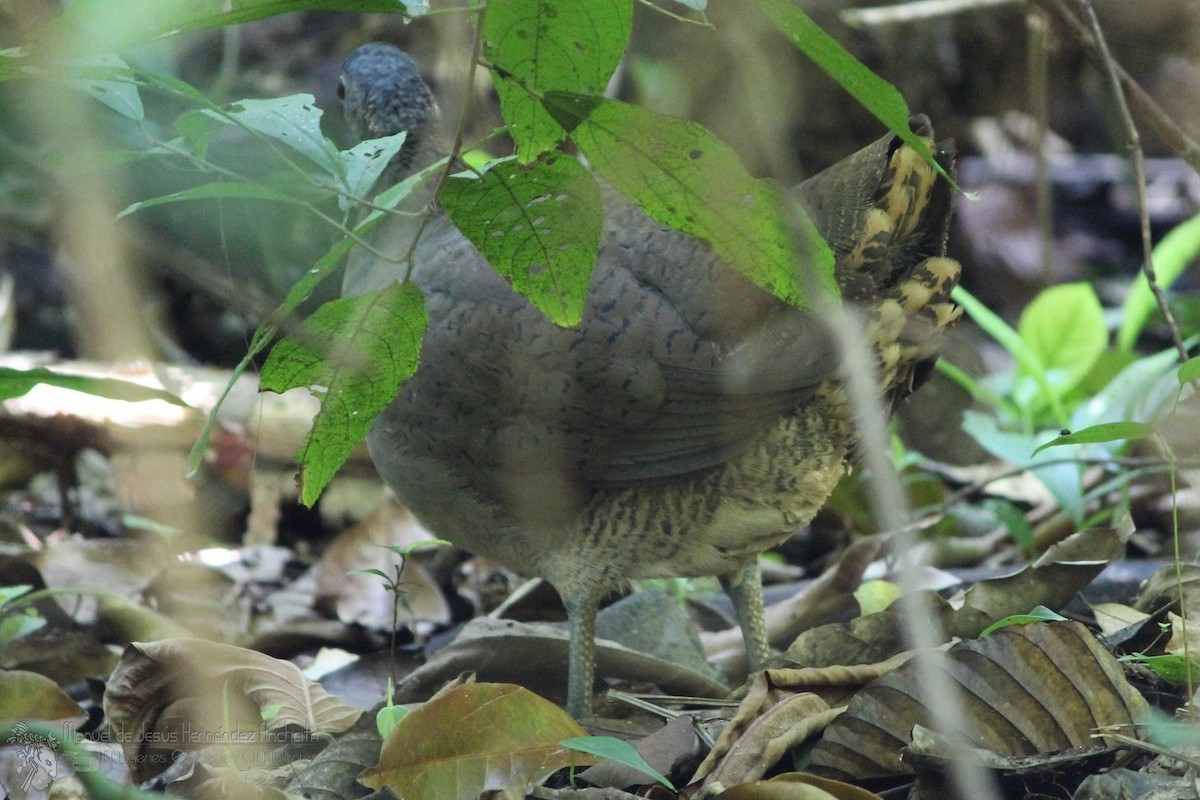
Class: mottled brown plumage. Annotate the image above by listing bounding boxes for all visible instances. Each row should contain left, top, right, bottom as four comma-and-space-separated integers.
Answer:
340, 43, 960, 717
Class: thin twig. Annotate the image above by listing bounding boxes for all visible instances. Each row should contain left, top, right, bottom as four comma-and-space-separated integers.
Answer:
1068, 0, 1188, 362
1033, 0, 1200, 173
823, 297, 1004, 800
1026, 6, 1055, 281
398, 1, 490, 284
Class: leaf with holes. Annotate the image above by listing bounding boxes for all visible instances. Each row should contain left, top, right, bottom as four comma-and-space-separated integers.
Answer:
176, 94, 341, 176
260, 283, 426, 505
441, 155, 601, 326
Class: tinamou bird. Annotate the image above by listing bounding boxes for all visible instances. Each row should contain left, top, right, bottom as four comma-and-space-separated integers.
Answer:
338, 43, 961, 717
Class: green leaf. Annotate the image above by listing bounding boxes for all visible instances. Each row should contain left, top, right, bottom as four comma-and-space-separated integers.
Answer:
384, 539, 451, 557
757, 0, 949, 184
0, 610, 46, 647
1117, 210, 1200, 351
961, 411, 1085, 522
484, 0, 632, 161
0, 586, 32, 606
338, 132, 408, 208
441, 155, 601, 326
1018, 282, 1105, 400
57, 54, 144, 120
543, 93, 835, 309
980, 606, 1067, 637
0, 367, 188, 405
1121, 653, 1200, 686
260, 283, 427, 506
983, 498, 1034, 551
1179, 355, 1200, 384
32, 0, 411, 58
1031, 421, 1156, 457
0, 52, 22, 83
348, 569, 392, 581
117, 181, 299, 219
560, 735, 674, 790
854, 579, 902, 616
180, 95, 342, 177
952, 285, 1067, 424
376, 703, 409, 739
185, 157, 446, 481
1068, 347, 1180, 440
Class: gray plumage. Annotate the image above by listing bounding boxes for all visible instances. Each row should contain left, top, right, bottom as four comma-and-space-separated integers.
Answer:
339, 43, 960, 717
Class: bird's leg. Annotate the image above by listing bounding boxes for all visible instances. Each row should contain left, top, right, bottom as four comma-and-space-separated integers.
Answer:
721, 559, 769, 672
562, 591, 601, 718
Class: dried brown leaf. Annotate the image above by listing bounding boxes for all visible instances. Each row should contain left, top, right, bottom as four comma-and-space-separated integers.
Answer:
808, 621, 1147, 781
697, 694, 841, 792
104, 638, 361, 780
718, 772, 885, 799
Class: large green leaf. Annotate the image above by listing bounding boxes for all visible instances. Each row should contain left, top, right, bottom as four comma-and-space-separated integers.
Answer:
260, 283, 427, 506
441, 155, 601, 326
484, 0, 632, 161
544, 93, 835, 309
30, 0, 411, 59
1018, 282, 1105, 400
952, 285, 1067, 424
175, 95, 342, 177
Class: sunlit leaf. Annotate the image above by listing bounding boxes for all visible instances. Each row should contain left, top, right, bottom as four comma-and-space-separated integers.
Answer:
484, 0, 632, 161
1018, 282, 1105, 401
1179, 355, 1200, 384
544, 93, 835, 309
361, 683, 593, 799
441, 155, 601, 326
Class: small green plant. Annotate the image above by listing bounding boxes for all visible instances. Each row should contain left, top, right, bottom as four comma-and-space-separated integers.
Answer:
375, 679, 409, 739
944, 281, 1189, 526
349, 538, 449, 679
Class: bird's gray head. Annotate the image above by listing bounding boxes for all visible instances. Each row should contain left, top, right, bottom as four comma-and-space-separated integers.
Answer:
338, 43, 440, 173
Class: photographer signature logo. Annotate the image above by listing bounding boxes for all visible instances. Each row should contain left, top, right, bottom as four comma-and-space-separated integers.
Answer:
1, 723, 60, 799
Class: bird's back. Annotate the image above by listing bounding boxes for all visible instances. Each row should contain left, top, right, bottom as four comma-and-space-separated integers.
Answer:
354, 119, 958, 596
